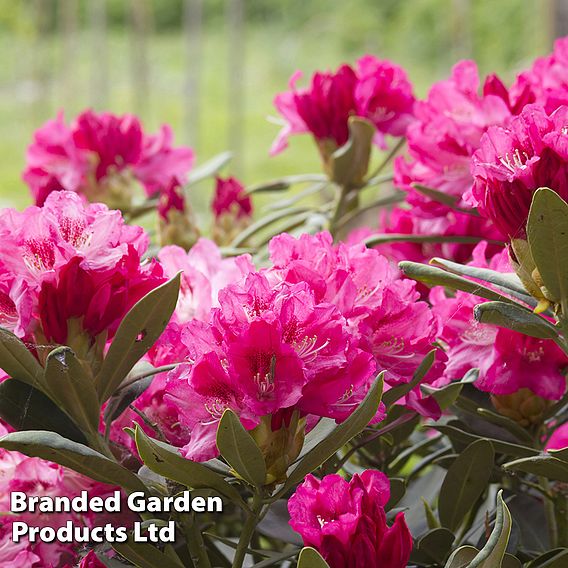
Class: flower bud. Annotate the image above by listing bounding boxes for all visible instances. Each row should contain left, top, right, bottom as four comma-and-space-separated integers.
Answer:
491, 388, 554, 427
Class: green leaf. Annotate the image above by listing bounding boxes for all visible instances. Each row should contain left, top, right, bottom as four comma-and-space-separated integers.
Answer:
412, 183, 459, 207
527, 187, 568, 304
399, 262, 521, 305
470, 490, 513, 568
444, 546, 479, 568
113, 541, 184, 568
438, 439, 495, 531
473, 301, 559, 339
216, 409, 267, 487
0, 430, 145, 492
187, 151, 232, 186
385, 478, 405, 511
280, 373, 383, 495
368, 234, 488, 246
382, 350, 436, 407
44, 347, 100, 432
297, 547, 330, 568
417, 528, 455, 564
329, 116, 375, 186
431, 424, 539, 458
422, 497, 440, 530
0, 327, 44, 387
135, 426, 247, 508
96, 273, 181, 402
422, 383, 464, 410
0, 379, 87, 444
503, 454, 568, 482
549, 447, 568, 462
247, 174, 326, 194
527, 549, 568, 568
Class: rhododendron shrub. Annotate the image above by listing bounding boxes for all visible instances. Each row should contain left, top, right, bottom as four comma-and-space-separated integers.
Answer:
3, 39, 568, 568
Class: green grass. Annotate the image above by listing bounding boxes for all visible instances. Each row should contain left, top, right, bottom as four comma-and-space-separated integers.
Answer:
0, 8, 551, 211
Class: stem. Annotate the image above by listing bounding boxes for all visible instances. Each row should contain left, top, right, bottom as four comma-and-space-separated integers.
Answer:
554, 492, 568, 548
329, 184, 351, 238
232, 491, 263, 568
367, 138, 405, 179
540, 475, 559, 548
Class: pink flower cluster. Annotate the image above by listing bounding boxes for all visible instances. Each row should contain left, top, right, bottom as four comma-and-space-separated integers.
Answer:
23, 110, 194, 209
0, 191, 164, 348
271, 55, 415, 155
470, 104, 568, 238
0, 422, 119, 568
288, 471, 412, 568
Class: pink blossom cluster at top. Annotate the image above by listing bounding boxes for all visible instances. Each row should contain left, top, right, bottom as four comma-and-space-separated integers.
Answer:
0, 422, 120, 568
23, 110, 194, 207
271, 55, 415, 155
0, 191, 164, 347
288, 471, 412, 568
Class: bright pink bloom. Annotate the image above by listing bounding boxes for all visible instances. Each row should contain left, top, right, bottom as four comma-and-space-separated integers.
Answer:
288, 471, 413, 568
268, 232, 443, 417
470, 104, 568, 238
158, 238, 254, 322
158, 178, 186, 220
0, 191, 163, 343
546, 423, 568, 451
394, 60, 511, 210
212, 176, 253, 219
23, 110, 194, 206
431, 242, 568, 400
271, 56, 414, 154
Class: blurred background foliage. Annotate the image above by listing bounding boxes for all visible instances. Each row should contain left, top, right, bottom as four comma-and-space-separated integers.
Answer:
0, 0, 559, 209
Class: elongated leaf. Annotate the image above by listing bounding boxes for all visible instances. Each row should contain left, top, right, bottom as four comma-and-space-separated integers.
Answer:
431, 424, 539, 458
527, 187, 568, 304
549, 447, 568, 462
470, 490, 513, 568
383, 350, 436, 407
187, 151, 232, 186
527, 549, 568, 568
297, 547, 330, 568
281, 374, 383, 494
135, 426, 247, 508
503, 455, 568, 482
247, 174, 326, 194
96, 274, 181, 402
0, 327, 44, 387
0, 430, 145, 492
369, 234, 488, 246
44, 347, 99, 432
217, 410, 267, 487
399, 262, 520, 305
412, 183, 459, 207
0, 379, 87, 444
474, 301, 559, 339
439, 439, 495, 531
430, 258, 529, 296
113, 541, 184, 568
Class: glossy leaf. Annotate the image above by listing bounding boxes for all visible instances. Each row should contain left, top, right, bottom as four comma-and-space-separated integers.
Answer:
503, 455, 568, 482
135, 426, 247, 508
0, 379, 87, 444
527, 187, 568, 304
438, 439, 494, 531
417, 528, 455, 564
297, 547, 330, 568
216, 409, 267, 487
0, 430, 145, 492
44, 347, 100, 432
113, 540, 184, 568
280, 373, 383, 494
474, 301, 559, 339
0, 327, 44, 387
96, 273, 181, 402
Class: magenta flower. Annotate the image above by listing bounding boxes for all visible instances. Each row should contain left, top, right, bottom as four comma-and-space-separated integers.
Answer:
23, 110, 194, 209
470, 104, 568, 238
271, 56, 414, 155
268, 232, 443, 417
212, 176, 253, 220
0, 191, 163, 346
546, 423, 568, 451
79, 551, 107, 568
288, 471, 413, 568
431, 242, 568, 400
394, 60, 511, 210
